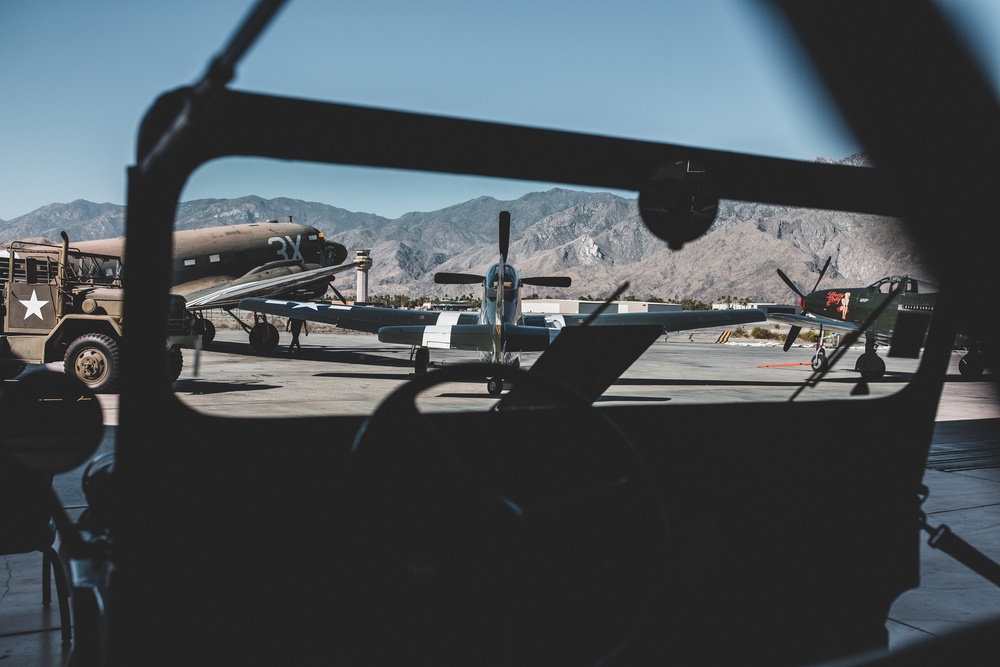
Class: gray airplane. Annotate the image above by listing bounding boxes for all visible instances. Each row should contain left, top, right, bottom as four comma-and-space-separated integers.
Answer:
240, 211, 767, 394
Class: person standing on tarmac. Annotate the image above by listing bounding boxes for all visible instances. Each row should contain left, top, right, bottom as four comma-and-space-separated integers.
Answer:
286, 317, 307, 353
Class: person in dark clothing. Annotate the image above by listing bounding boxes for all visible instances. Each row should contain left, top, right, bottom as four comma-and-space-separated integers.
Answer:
286, 317, 307, 352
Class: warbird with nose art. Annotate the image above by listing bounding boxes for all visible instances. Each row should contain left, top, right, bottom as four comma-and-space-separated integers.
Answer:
771, 259, 985, 379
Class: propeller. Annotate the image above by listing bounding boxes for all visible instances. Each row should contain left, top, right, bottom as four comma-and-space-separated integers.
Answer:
435, 272, 485, 285
522, 276, 572, 288
499, 210, 510, 263
777, 256, 831, 351
433, 210, 571, 288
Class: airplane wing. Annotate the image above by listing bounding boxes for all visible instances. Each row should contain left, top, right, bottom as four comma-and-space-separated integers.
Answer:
183, 262, 362, 310
378, 323, 556, 352
240, 298, 558, 352
238, 297, 478, 333
766, 312, 861, 335
548, 308, 768, 332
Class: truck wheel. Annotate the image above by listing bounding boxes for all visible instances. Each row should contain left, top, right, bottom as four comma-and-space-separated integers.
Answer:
168, 348, 184, 383
0, 362, 27, 380
65, 333, 120, 393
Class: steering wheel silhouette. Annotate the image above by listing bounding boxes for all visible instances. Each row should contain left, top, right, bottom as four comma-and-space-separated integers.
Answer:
344, 362, 672, 666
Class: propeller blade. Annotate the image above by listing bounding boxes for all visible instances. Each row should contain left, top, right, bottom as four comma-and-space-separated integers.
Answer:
783, 325, 801, 352
435, 272, 485, 285
499, 210, 510, 263
522, 276, 572, 287
810, 256, 832, 293
777, 268, 806, 299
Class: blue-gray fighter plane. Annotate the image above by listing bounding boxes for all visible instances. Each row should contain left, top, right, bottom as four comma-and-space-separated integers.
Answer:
240, 211, 767, 394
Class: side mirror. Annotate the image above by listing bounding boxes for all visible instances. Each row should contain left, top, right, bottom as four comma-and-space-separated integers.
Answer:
0, 369, 104, 474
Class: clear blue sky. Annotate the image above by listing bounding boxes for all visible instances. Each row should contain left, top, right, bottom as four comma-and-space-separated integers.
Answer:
2, 0, 998, 221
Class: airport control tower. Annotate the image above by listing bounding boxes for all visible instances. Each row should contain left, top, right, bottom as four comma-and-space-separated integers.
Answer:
355, 249, 372, 303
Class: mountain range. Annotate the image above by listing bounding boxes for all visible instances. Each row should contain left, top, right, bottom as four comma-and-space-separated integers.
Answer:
0, 158, 932, 305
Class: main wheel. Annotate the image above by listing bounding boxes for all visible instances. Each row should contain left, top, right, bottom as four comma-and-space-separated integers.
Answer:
65, 333, 121, 393
958, 351, 985, 378
414, 346, 430, 374
194, 318, 216, 347
345, 363, 671, 666
855, 351, 886, 381
248, 322, 280, 353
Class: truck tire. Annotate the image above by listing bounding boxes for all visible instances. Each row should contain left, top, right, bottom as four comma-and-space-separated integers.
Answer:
65, 333, 121, 393
168, 347, 184, 383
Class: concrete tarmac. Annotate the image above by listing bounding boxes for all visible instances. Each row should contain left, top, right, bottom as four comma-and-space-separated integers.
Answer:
3, 331, 999, 665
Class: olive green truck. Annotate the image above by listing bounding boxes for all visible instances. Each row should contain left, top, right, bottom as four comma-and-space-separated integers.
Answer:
1, 232, 199, 392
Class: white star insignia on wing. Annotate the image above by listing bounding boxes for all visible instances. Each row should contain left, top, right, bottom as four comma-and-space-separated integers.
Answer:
18, 289, 50, 320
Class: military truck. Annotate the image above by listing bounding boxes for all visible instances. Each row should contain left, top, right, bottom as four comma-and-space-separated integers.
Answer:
0, 232, 199, 392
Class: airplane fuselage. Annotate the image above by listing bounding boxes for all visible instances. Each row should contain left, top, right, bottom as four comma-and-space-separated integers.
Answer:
72, 221, 343, 292
480, 262, 522, 365
802, 275, 936, 346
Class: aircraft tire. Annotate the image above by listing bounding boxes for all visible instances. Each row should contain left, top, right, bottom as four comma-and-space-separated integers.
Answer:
0, 362, 26, 380
65, 333, 120, 393
486, 377, 503, 395
811, 349, 829, 372
959, 352, 985, 378
415, 346, 430, 374
856, 352, 886, 381
195, 318, 216, 347
249, 322, 280, 354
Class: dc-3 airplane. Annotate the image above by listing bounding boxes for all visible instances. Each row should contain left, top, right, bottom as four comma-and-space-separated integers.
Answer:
770, 258, 985, 380
73, 219, 363, 351
239, 210, 768, 394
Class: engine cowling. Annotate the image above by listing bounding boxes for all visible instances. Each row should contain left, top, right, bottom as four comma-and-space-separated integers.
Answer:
324, 241, 348, 267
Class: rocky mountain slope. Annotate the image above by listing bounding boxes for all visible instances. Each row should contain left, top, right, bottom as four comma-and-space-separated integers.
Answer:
1, 165, 932, 304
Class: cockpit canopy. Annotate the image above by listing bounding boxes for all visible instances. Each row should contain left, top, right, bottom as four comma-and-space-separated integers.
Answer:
485, 263, 519, 303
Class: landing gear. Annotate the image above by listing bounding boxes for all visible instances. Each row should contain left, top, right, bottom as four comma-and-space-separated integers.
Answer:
193, 315, 216, 347
249, 314, 280, 354
810, 347, 829, 373
959, 350, 986, 378
486, 377, 504, 395
855, 351, 886, 380
414, 346, 430, 374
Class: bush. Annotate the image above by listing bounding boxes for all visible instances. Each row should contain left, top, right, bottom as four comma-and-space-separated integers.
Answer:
751, 326, 783, 340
